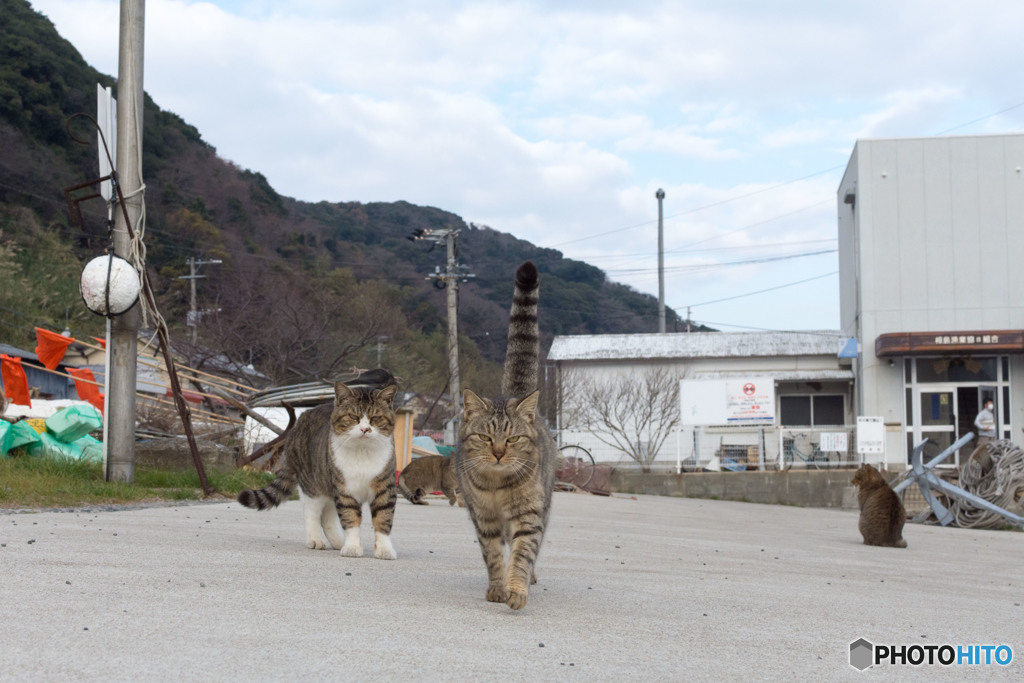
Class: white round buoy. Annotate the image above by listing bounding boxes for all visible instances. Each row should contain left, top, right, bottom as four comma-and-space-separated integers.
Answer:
80, 254, 141, 316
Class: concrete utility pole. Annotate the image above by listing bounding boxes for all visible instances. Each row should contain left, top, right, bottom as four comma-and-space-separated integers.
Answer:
408, 227, 474, 443
178, 257, 222, 345
106, 0, 145, 483
375, 337, 389, 368
656, 188, 666, 334
444, 233, 461, 430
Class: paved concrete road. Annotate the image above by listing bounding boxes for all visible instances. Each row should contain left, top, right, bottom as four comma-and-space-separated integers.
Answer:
1, 492, 1020, 681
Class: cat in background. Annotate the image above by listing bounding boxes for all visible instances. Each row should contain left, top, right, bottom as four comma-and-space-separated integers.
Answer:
455, 261, 557, 610
851, 463, 907, 548
397, 455, 462, 506
238, 381, 399, 560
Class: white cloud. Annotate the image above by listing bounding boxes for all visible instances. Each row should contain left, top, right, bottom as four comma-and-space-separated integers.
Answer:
854, 87, 962, 139
27, 0, 1024, 332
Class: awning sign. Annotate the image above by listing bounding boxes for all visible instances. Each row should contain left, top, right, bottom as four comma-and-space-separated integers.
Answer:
838, 338, 858, 358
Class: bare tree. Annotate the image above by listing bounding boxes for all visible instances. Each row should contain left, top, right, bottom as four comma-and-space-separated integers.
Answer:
560, 366, 681, 472
201, 261, 406, 384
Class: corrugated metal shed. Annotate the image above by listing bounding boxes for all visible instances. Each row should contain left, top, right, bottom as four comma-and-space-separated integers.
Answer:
547, 331, 842, 362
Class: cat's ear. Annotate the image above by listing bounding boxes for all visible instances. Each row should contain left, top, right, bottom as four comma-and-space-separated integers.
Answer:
513, 390, 540, 423
375, 384, 397, 405
462, 389, 490, 418
334, 382, 356, 403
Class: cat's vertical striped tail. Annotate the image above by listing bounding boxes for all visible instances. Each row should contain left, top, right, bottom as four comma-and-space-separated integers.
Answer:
501, 261, 539, 397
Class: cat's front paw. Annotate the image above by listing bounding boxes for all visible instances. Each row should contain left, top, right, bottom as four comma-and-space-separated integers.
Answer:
506, 587, 528, 610
340, 542, 363, 557
506, 576, 529, 609
373, 535, 397, 560
486, 583, 508, 603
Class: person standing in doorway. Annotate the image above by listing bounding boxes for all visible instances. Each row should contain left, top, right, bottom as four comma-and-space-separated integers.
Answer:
974, 399, 996, 447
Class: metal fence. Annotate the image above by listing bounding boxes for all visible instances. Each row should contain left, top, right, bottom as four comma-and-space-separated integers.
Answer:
774, 426, 860, 470
558, 425, 864, 472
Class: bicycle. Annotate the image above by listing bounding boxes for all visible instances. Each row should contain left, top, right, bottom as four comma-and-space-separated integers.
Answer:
780, 433, 839, 470
556, 444, 596, 489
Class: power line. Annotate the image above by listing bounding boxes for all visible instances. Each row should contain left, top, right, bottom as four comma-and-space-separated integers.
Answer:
675, 200, 834, 251
539, 102, 1024, 255
542, 168, 843, 249
933, 101, 1024, 135
569, 201, 836, 278
568, 237, 837, 264
603, 248, 837, 276
677, 271, 838, 309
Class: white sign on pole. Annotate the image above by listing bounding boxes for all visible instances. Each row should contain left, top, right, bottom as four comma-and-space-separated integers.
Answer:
96, 84, 116, 201
96, 84, 116, 472
857, 417, 885, 455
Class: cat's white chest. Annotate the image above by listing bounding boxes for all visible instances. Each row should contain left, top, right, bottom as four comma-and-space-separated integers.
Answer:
330, 433, 392, 504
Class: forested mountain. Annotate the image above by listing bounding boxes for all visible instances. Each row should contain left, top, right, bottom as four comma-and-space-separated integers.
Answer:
0, 0, 698, 402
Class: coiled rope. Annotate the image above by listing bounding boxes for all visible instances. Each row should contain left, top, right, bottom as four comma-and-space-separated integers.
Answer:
951, 440, 1024, 529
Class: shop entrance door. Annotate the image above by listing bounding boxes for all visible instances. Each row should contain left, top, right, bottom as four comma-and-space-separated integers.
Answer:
917, 386, 961, 466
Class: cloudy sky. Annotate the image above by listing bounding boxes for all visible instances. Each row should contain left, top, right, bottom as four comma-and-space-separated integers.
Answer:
30, 0, 1024, 332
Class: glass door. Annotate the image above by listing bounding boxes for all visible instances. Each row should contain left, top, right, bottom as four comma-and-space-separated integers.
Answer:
917, 387, 960, 466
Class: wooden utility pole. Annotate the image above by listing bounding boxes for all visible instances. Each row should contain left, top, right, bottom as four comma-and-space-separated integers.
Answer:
106, 0, 145, 483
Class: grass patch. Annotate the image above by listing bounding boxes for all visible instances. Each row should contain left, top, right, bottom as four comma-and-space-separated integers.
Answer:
0, 453, 273, 509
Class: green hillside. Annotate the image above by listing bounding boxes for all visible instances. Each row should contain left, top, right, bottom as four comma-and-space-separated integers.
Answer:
0, 0, 697, 403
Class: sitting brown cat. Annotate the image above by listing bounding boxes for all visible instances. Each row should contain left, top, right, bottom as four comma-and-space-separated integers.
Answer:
851, 464, 907, 548
398, 455, 462, 506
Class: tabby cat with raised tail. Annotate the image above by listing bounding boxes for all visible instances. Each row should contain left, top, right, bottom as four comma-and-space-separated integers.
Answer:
851, 463, 907, 548
238, 382, 399, 560
455, 261, 557, 610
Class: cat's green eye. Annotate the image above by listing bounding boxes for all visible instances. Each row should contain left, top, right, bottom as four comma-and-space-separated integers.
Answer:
477, 434, 491, 443
506, 436, 521, 443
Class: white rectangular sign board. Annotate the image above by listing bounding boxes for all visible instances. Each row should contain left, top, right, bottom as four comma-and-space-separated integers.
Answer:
820, 431, 848, 453
724, 378, 775, 423
857, 416, 885, 454
680, 378, 775, 426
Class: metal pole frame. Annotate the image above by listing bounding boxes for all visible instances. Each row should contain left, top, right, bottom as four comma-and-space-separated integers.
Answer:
893, 434, 1024, 529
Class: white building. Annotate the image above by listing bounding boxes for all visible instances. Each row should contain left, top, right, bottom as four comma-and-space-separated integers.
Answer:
547, 331, 853, 470
838, 132, 1024, 467
547, 132, 1024, 473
